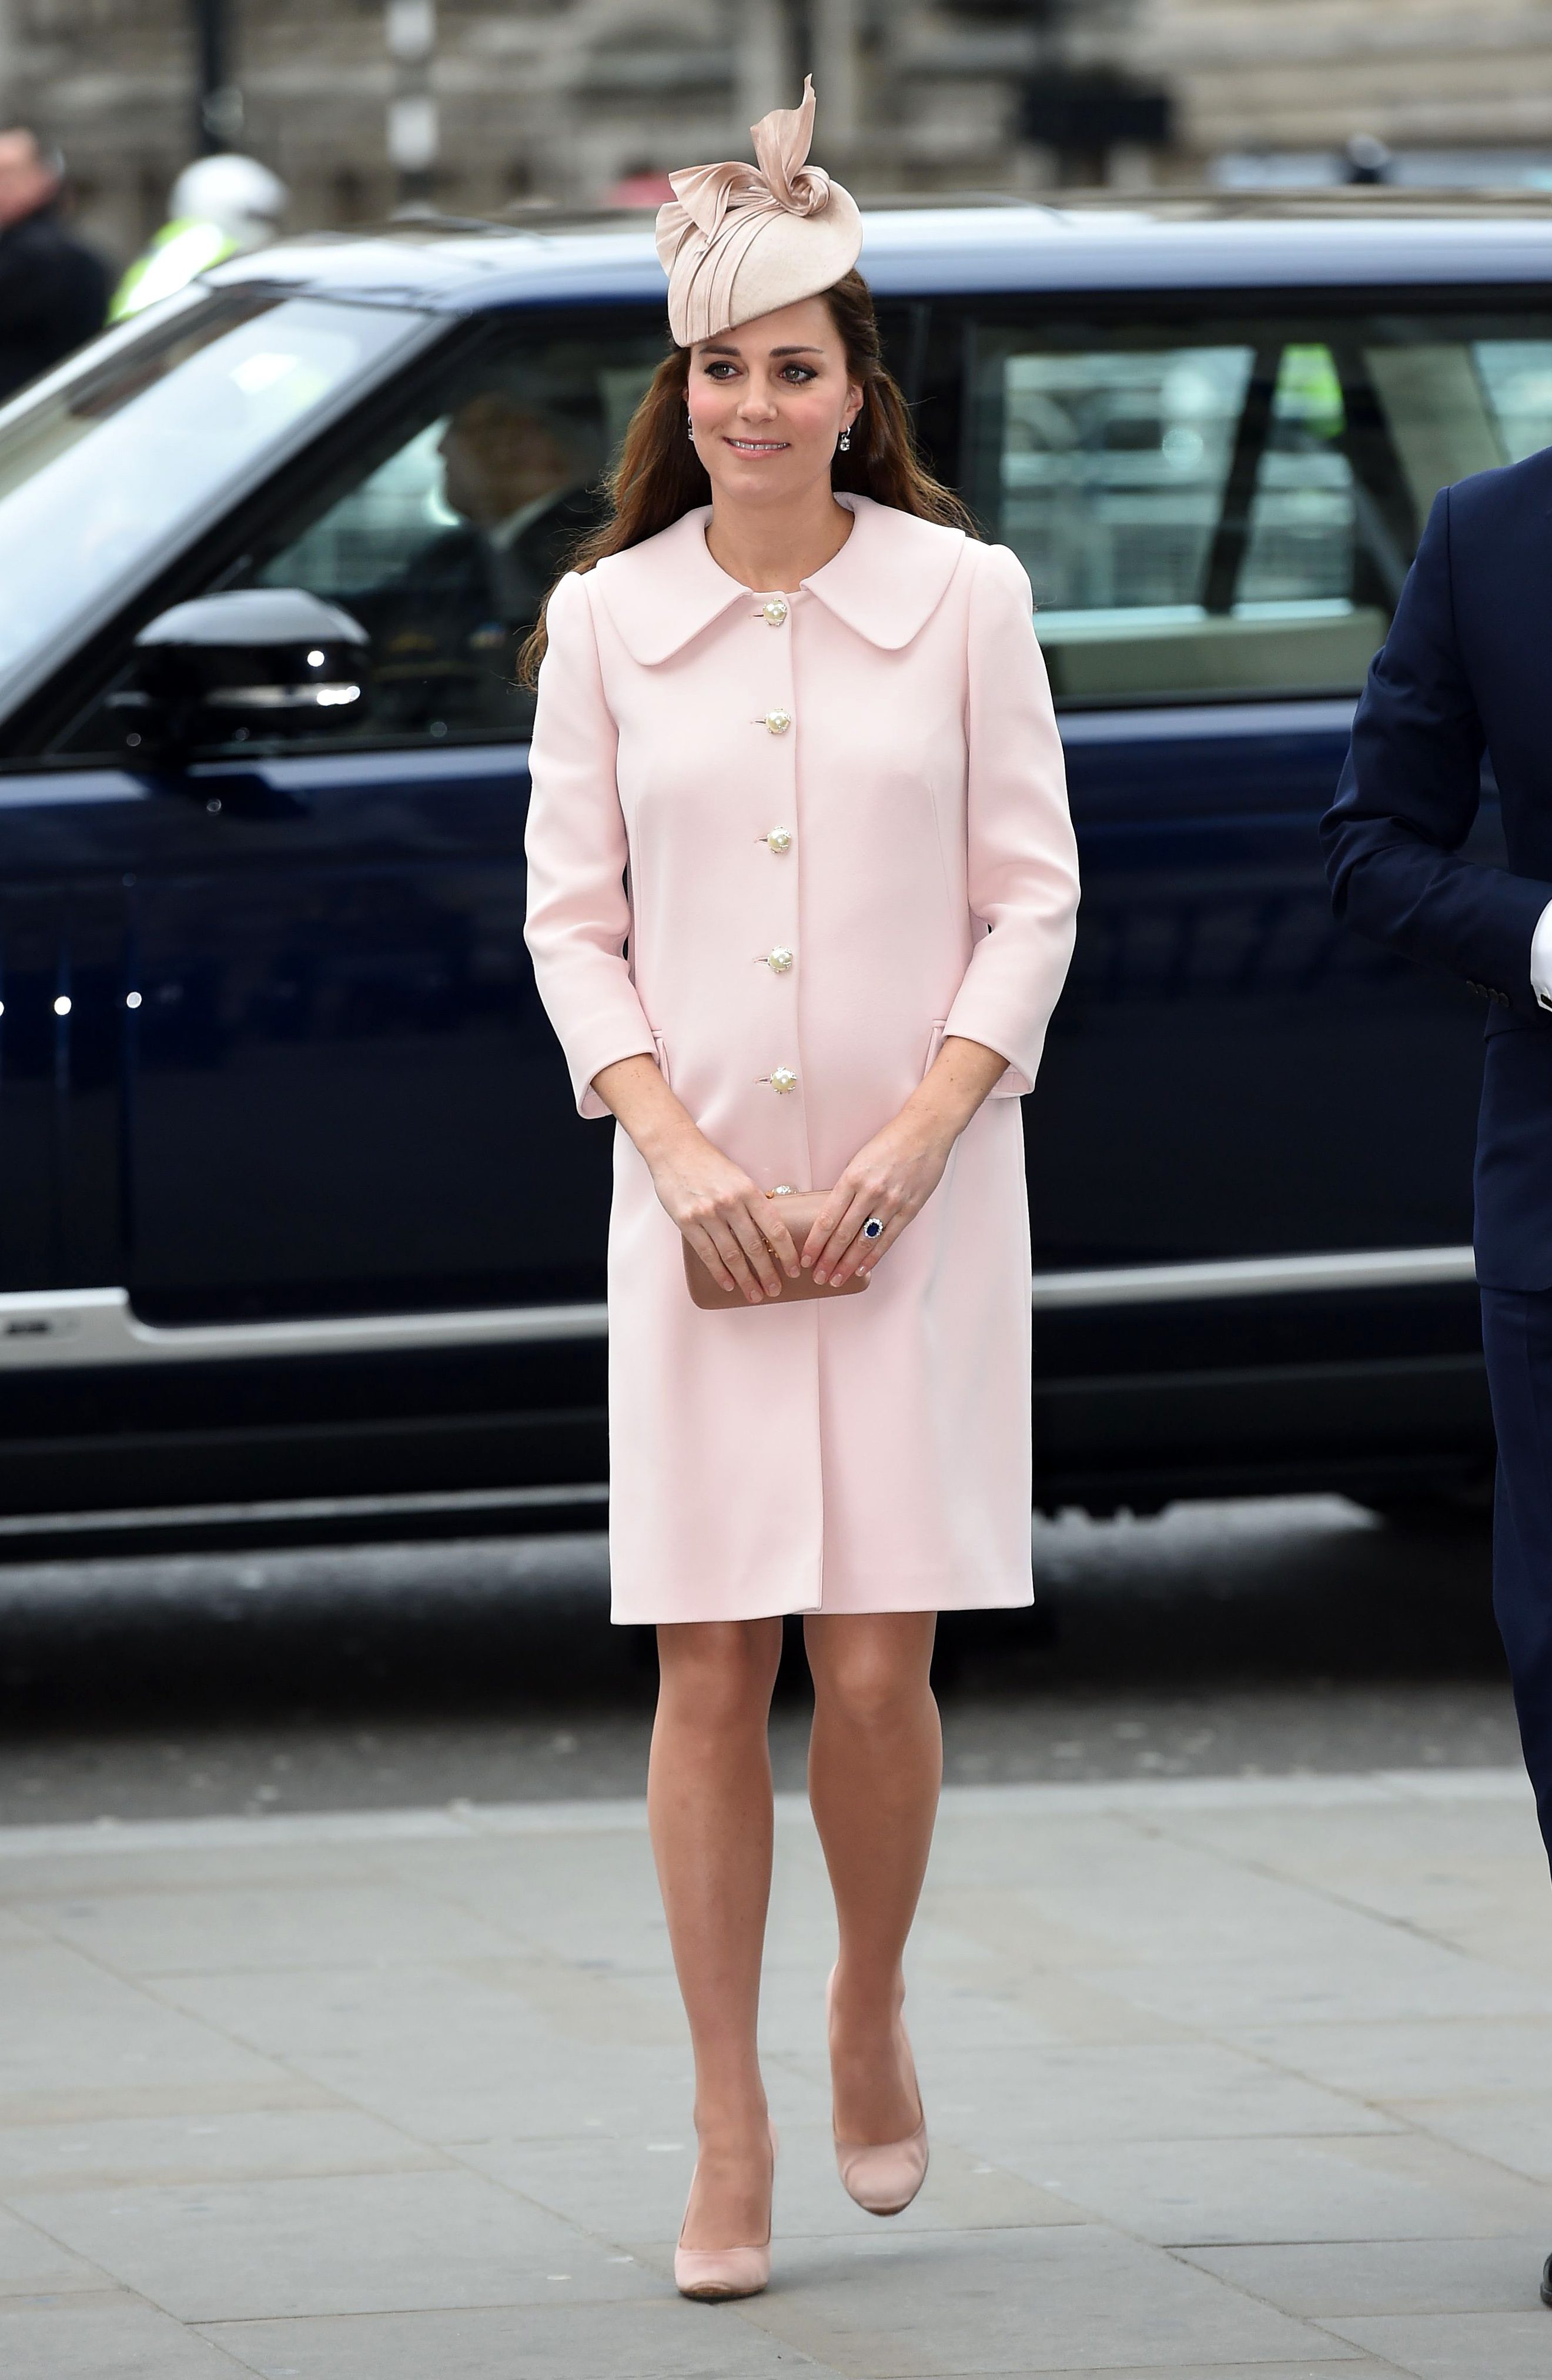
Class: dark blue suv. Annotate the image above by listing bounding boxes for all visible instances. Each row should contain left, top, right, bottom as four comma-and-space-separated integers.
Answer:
3, 195, 1549, 1552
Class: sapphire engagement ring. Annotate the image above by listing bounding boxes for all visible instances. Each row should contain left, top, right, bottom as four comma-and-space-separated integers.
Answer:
862, 1216, 884, 1241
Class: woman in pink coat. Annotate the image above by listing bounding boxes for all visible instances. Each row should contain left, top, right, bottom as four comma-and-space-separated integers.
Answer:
522, 82, 1078, 2303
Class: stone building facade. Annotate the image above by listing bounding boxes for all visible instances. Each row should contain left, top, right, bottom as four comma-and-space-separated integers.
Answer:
1139, 0, 1552, 175
2, 0, 1550, 270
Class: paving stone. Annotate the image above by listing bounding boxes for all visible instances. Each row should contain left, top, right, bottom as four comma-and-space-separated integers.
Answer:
1146, 1792, 1538, 1876
0, 2207, 108, 2298
940, 1840, 1416, 1972
1379, 1771, 1533, 1803
797, 2039, 1398, 2148
156, 1950, 600, 2058
1228, 2015, 1552, 2100
1183, 2234, 1548, 2315
0, 1943, 301, 2104
1083, 1932, 1552, 2030
738, 2224, 1348, 2374
1386, 2090, 1552, 2181
200, 2297, 838, 2377
9, 2169, 644, 2322
0, 2106, 448, 2194
1322, 2311, 1552, 2375
0, 2297, 252, 2376
459, 2122, 1079, 2247
14, 1881, 525, 1974
382, 1829, 707, 1977
0, 1840, 424, 1899
1137, 1803, 1552, 1976
1000, 2131, 1552, 2245
0, 1809, 472, 1867
0, 2078, 340, 2128
155, 1961, 700, 2140
895, 2369, 1399, 2380
922, 1810, 1180, 1888
754, 1956, 1182, 2057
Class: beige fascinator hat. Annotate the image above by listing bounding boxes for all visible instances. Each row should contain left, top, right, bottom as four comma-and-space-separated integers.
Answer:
655, 76, 864, 347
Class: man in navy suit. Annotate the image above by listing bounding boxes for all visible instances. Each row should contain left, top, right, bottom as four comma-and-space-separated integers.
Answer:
1324, 455, 1552, 2307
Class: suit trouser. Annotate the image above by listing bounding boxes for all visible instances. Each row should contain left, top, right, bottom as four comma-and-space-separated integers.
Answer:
1480, 1288, 1552, 1870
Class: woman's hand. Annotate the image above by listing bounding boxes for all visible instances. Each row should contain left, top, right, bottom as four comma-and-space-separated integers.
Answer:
801, 1112, 953, 1288
804, 1034, 1011, 1286
588, 1054, 799, 1305
648, 1127, 801, 1304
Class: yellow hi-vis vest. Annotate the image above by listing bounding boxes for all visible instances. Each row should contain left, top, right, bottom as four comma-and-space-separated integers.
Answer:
109, 219, 240, 322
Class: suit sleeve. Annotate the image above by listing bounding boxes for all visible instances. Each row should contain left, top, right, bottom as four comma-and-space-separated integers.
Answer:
523, 571, 657, 1118
942, 543, 1081, 1097
1321, 484, 1552, 1013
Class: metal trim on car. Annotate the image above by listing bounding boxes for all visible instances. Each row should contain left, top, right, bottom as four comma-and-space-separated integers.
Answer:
0, 1246, 1477, 1368
1055, 698, 1359, 746
0, 1288, 609, 1368
0, 1480, 611, 1541
1025, 1245, 1477, 1309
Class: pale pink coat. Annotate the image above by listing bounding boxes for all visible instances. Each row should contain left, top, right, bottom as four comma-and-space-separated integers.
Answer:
523, 492, 1079, 1624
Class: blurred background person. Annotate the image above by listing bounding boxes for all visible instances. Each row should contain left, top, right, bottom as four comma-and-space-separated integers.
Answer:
432, 390, 601, 622
0, 125, 108, 403
111, 152, 288, 323
353, 383, 606, 733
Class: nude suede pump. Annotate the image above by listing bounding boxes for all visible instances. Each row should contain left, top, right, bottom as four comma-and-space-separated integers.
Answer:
674, 2123, 778, 2302
827, 1967, 929, 2217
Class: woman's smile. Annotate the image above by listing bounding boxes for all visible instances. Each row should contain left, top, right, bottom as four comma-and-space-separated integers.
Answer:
724, 434, 791, 453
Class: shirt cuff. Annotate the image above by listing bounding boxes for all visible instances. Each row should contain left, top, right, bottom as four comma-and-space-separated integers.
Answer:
1532, 899, 1552, 1011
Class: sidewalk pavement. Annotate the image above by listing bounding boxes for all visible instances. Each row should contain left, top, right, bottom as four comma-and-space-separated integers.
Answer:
1, 1769, 1550, 2379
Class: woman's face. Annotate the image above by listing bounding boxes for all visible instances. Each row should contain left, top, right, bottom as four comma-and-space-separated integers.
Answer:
685, 296, 863, 512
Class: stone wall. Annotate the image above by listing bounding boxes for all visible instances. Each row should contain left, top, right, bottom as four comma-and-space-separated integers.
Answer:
1138, 0, 1552, 161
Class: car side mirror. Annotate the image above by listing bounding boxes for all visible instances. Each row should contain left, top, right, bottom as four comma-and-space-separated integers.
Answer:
111, 587, 373, 762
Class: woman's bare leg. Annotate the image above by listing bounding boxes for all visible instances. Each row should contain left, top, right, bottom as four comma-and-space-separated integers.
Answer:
804, 1611, 942, 2143
648, 1616, 784, 2248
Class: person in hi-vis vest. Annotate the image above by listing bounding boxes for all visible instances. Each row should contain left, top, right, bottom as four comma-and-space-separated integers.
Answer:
111, 153, 287, 323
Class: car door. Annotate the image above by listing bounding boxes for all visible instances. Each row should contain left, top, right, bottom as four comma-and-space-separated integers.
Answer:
0, 286, 437, 1344
924, 291, 1552, 1497
41, 307, 673, 1335
0, 811, 126, 1301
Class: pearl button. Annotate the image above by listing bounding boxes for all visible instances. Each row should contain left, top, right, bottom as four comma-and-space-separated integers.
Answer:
761, 708, 792, 735
764, 826, 792, 854
764, 947, 794, 974
768, 1065, 798, 1094
762, 598, 788, 627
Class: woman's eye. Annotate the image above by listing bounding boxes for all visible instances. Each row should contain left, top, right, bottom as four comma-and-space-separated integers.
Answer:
781, 365, 817, 382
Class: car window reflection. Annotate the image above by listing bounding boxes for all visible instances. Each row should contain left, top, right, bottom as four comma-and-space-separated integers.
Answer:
295, 385, 607, 739
0, 292, 427, 716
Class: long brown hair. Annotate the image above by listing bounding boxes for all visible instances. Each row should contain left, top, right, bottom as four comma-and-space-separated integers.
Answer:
517, 269, 975, 686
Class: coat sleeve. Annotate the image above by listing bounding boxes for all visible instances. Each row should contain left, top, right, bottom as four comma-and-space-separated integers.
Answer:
1320, 484, 1552, 1014
942, 542, 1081, 1097
523, 570, 657, 1118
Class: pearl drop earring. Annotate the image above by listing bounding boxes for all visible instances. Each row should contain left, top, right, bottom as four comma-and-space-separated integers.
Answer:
838, 426, 851, 452
686, 410, 695, 440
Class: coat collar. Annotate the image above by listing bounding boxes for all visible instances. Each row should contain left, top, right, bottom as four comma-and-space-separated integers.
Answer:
590, 493, 968, 665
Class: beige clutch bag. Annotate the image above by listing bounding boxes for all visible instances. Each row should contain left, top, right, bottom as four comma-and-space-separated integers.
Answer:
684, 1191, 869, 1311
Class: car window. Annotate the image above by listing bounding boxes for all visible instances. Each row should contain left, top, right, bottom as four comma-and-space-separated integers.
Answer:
56, 316, 670, 759
966, 309, 1552, 707
0, 289, 430, 719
